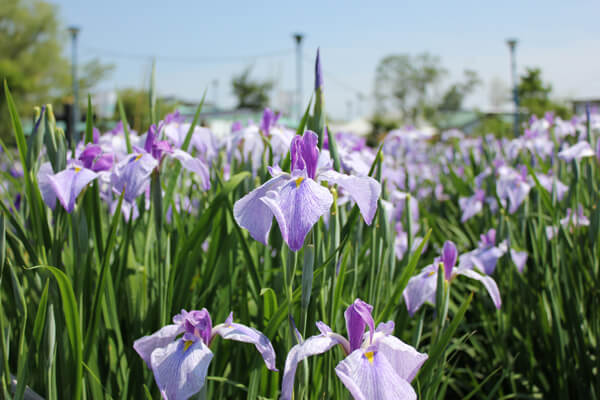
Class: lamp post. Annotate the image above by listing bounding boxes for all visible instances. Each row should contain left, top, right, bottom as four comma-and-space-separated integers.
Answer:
506, 38, 519, 137
68, 26, 81, 145
292, 33, 304, 121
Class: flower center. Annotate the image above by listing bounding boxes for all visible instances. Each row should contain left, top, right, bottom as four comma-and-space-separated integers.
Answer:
183, 340, 194, 352
295, 177, 304, 188
135, 154, 143, 161
364, 351, 375, 364
74, 166, 82, 173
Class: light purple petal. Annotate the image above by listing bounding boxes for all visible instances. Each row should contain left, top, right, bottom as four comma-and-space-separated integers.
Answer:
150, 339, 213, 400
374, 335, 428, 383
212, 314, 277, 371
344, 298, 375, 352
456, 268, 502, 309
111, 153, 158, 203
233, 175, 290, 246
260, 176, 333, 251
37, 162, 57, 209
471, 246, 506, 275
280, 333, 341, 400
558, 141, 594, 162
48, 167, 98, 213
318, 169, 381, 225
169, 149, 211, 190
511, 250, 527, 273
458, 194, 483, 222
403, 265, 437, 316
335, 347, 417, 400
133, 324, 183, 367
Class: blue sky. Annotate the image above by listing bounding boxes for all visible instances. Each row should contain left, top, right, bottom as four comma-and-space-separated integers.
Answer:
51, 0, 600, 119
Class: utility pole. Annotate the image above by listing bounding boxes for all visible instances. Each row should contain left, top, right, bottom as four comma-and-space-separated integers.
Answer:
293, 33, 304, 121
68, 26, 81, 145
506, 38, 519, 137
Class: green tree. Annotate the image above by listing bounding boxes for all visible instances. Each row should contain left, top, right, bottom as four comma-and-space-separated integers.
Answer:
517, 67, 571, 119
231, 67, 273, 111
0, 0, 112, 142
374, 53, 448, 124
438, 69, 481, 112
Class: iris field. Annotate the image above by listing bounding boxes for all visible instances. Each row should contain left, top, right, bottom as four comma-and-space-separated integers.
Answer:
0, 51, 598, 399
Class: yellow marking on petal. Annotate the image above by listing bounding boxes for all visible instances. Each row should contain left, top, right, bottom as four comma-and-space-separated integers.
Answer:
364, 351, 375, 364
295, 177, 304, 188
428, 270, 436, 277
135, 154, 143, 161
74, 166, 82, 173
183, 340, 194, 352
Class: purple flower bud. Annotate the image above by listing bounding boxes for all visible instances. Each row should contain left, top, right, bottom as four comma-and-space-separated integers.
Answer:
315, 48, 323, 91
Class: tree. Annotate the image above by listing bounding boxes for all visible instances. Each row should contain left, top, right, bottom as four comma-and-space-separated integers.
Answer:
231, 67, 273, 111
438, 69, 481, 112
374, 53, 447, 124
517, 67, 571, 119
0, 0, 113, 142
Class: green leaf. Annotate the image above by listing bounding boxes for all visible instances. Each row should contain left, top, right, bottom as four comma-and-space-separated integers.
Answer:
117, 97, 133, 154
84, 95, 94, 144
32, 280, 49, 349
4, 81, 27, 171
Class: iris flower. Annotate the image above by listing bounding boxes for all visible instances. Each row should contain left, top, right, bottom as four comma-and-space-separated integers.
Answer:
234, 130, 381, 251
134, 309, 277, 400
403, 241, 501, 316
281, 298, 427, 400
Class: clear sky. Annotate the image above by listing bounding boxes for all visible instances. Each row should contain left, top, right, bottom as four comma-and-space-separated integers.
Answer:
50, 0, 600, 120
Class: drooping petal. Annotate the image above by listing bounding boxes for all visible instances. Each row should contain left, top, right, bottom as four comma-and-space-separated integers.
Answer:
402, 265, 437, 316
471, 246, 506, 275
511, 250, 528, 273
344, 298, 375, 352
111, 153, 158, 203
456, 268, 502, 309
558, 141, 594, 162
150, 339, 213, 400
260, 176, 333, 251
233, 175, 290, 246
318, 169, 381, 225
212, 313, 277, 371
169, 149, 211, 190
374, 334, 428, 383
37, 162, 57, 209
335, 346, 417, 400
48, 167, 98, 213
133, 324, 183, 367
280, 333, 342, 400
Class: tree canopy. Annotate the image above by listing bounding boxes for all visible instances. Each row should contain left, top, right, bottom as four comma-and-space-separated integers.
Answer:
231, 66, 273, 111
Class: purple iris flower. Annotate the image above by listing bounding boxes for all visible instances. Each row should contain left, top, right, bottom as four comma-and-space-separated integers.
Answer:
546, 205, 590, 240
496, 166, 531, 214
315, 47, 323, 91
403, 241, 501, 316
558, 141, 594, 162
259, 108, 280, 136
281, 298, 427, 400
110, 153, 158, 203
78, 144, 114, 172
134, 309, 277, 400
458, 189, 485, 222
457, 229, 506, 275
38, 161, 99, 213
233, 130, 381, 251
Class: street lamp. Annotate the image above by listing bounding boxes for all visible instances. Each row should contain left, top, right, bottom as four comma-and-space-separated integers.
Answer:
68, 26, 81, 145
292, 33, 304, 121
506, 38, 519, 137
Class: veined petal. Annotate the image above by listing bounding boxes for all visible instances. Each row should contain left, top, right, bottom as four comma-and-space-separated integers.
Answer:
456, 267, 502, 309
318, 169, 381, 225
212, 313, 277, 371
335, 347, 417, 400
280, 333, 341, 400
150, 340, 213, 400
169, 149, 211, 190
111, 153, 158, 203
374, 335, 428, 382
261, 177, 333, 251
133, 324, 183, 367
233, 175, 290, 246
49, 167, 98, 213
402, 265, 437, 316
